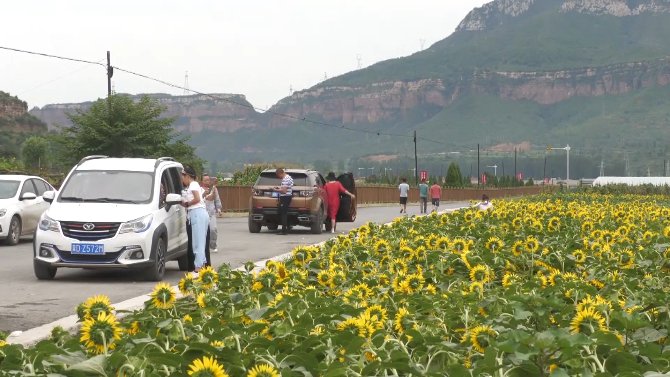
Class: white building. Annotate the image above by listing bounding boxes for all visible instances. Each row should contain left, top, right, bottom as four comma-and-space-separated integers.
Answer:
592, 177, 670, 186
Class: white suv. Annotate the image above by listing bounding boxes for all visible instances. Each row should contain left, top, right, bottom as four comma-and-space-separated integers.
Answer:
33, 156, 189, 281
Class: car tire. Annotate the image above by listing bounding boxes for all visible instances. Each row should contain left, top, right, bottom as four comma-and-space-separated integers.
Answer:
311, 208, 323, 234
5, 216, 21, 246
267, 223, 278, 231
177, 252, 189, 271
34, 260, 57, 280
144, 236, 166, 281
248, 216, 261, 233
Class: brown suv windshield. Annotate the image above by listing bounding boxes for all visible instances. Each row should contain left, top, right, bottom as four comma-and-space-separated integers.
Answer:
256, 172, 309, 186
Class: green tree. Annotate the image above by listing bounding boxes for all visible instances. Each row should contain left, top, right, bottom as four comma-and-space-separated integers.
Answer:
56, 94, 202, 169
445, 162, 464, 187
21, 135, 49, 169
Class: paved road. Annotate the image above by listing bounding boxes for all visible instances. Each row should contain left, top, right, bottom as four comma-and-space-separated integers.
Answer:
0, 203, 466, 333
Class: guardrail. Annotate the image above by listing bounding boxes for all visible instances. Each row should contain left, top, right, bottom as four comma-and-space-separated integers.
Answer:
217, 185, 552, 212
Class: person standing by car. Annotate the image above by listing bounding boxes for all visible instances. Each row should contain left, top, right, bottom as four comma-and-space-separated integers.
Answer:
430, 181, 442, 213
274, 168, 293, 235
203, 174, 221, 252
324, 172, 356, 234
398, 178, 410, 214
418, 178, 429, 214
181, 166, 209, 273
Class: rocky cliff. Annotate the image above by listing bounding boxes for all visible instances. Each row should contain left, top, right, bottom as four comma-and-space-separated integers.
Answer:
457, 0, 670, 31
265, 56, 670, 126
0, 91, 46, 133
31, 93, 261, 132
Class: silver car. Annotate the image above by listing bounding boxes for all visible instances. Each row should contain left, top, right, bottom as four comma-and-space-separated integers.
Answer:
0, 175, 53, 245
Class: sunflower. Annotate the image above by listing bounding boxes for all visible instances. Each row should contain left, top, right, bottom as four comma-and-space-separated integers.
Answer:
547, 216, 560, 230
485, 236, 504, 253
316, 270, 332, 287
394, 307, 410, 333
373, 239, 390, 255
399, 246, 414, 260
365, 305, 388, 323
126, 320, 140, 335
581, 221, 594, 233
400, 273, 425, 294
451, 238, 469, 254
179, 273, 196, 295
572, 249, 587, 264
83, 295, 114, 319
469, 264, 493, 284
426, 234, 439, 249
247, 363, 280, 377
151, 282, 177, 310
198, 266, 219, 289
187, 356, 229, 377
210, 340, 225, 348
470, 325, 497, 353
511, 240, 525, 256
570, 307, 607, 334
0, 339, 6, 347
641, 230, 655, 244
525, 236, 540, 254
619, 248, 635, 269
390, 258, 408, 275
436, 236, 450, 251
501, 272, 519, 287
80, 312, 123, 354
511, 217, 523, 229
196, 292, 207, 308
310, 324, 325, 335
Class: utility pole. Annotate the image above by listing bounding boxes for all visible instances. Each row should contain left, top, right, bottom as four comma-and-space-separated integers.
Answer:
107, 51, 113, 125
413, 130, 418, 185
514, 148, 517, 181
477, 144, 480, 187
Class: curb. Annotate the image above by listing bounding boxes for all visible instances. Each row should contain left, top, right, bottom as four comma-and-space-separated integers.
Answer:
7, 207, 465, 346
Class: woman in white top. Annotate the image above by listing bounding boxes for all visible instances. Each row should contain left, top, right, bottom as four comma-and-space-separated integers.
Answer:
181, 166, 210, 272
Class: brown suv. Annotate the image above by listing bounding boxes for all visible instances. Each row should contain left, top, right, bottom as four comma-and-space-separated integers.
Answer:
248, 169, 356, 234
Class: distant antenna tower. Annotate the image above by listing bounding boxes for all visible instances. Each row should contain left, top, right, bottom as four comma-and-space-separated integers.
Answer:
624, 152, 630, 176
419, 38, 426, 50
599, 160, 604, 176
289, 85, 294, 95
356, 54, 362, 69
111, 82, 116, 94
183, 71, 189, 95
324, 72, 328, 81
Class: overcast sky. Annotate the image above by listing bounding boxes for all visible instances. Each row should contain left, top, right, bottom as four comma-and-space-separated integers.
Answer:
0, 1, 490, 110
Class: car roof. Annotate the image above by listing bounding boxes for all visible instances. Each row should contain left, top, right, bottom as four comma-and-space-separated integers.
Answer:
260, 169, 318, 174
0, 174, 36, 181
77, 157, 182, 172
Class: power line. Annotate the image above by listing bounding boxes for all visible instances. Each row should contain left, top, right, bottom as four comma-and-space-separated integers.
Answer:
0, 46, 105, 67
0, 45, 452, 145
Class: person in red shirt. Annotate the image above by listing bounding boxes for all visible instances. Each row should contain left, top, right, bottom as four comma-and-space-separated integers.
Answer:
324, 172, 356, 233
430, 182, 442, 213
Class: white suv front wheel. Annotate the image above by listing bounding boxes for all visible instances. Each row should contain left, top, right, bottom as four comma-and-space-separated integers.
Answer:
143, 236, 166, 281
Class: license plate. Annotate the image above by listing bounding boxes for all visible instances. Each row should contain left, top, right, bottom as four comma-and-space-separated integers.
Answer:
71, 243, 104, 255
271, 192, 279, 198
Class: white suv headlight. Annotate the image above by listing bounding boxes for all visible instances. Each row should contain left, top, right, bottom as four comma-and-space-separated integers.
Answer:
39, 215, 60, 232
119, 214, 153, 234
0, 208, 6, 217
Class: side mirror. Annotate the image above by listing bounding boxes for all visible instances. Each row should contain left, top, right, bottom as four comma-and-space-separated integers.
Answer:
165, 193, 182, 210
43, 191, 55, 203
20, 192, 37, 201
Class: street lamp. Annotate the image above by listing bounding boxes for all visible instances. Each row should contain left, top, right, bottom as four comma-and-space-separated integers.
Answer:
357, 167, 365, 178
486, 164, 498, 177
384, 167, 392, 176
368, 167, 375, 177
547, 144, 571, 182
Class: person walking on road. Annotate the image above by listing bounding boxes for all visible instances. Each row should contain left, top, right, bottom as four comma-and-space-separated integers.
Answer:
418, 178, 429, 214
398, 178, 410, 214
430, 181, 442, 213
203, 174, 222, 252
324, 172, 356, 233
274, 168, 293, 235
181, 166, 209, 274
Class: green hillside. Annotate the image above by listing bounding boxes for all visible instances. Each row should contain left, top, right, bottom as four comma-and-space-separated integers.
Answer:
325, 2, 670, 87
0, 91, 47, 158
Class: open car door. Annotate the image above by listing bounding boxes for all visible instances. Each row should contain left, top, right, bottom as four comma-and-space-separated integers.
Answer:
336, 172, 356, 222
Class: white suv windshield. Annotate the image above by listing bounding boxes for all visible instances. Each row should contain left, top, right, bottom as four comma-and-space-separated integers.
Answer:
0, 180, 20, 199
59, 171, 154, 204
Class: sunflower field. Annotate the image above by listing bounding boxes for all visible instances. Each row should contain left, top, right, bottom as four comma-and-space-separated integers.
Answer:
1, 192, 670, 376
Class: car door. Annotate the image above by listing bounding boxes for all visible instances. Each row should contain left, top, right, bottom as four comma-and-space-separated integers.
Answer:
18, 180, 40, 234
163, 167, 187, 254
31, 178, 51, 219
336, 173, 357, 222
